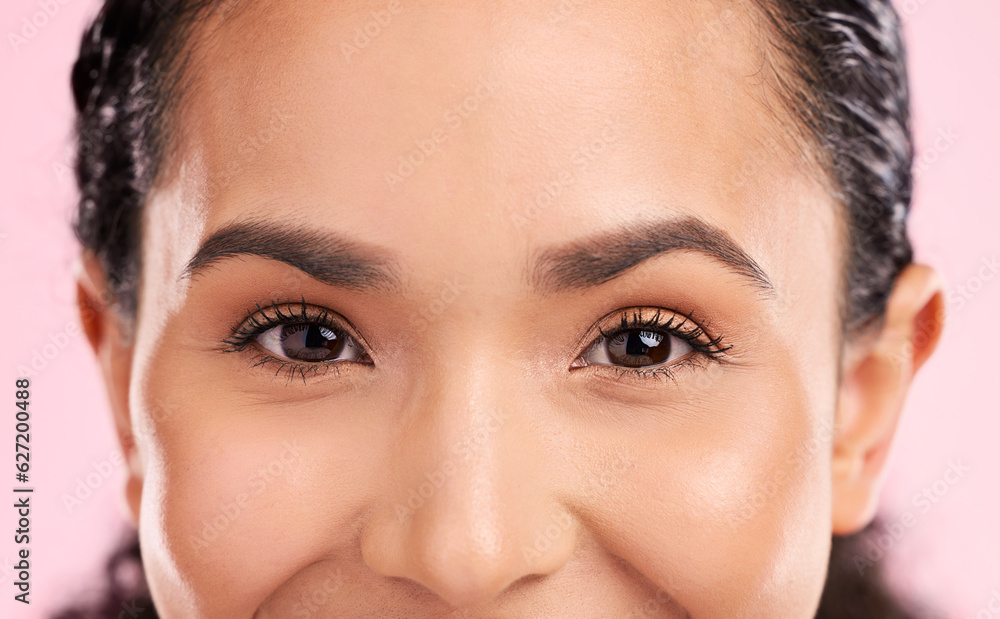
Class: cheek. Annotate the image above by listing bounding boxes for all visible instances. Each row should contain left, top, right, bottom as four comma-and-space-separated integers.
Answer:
136, 411, 299, 614
132, 353, 378, 617
597, 376, 834, 616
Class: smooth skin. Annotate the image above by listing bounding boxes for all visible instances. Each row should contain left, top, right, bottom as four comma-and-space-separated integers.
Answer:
76, 0, 945, 616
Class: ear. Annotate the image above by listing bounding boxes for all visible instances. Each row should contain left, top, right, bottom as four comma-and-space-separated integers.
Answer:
76, 252, 143, 526
831, 263, 946, 535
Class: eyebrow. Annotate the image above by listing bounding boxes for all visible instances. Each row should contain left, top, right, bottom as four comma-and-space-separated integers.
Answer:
182, 216, 773, 297
529, 216, 775, 295
182, 219, 401, 292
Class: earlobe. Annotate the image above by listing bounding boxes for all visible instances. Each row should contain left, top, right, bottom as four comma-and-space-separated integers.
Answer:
831, 263, 946, 535
75, 252, 143, 526
124, 440, 144, 526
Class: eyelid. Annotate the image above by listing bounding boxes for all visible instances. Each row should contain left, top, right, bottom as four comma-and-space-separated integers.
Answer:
220, 298, 374, 384
571, 306, 732, 384
575, 307, 731, 360
228, 299, 368, 347
255, 322, 367, 364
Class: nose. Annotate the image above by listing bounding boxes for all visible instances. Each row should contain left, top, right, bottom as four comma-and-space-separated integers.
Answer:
360, 350, 577, 608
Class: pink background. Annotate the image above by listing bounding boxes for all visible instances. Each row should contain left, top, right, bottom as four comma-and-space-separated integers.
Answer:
1, 0, 997, 617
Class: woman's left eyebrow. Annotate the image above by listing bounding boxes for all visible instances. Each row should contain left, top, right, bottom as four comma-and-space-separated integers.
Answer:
528, 215, 776, 296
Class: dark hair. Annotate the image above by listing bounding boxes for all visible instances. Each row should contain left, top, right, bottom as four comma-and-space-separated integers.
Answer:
51, 529, 157, 619
65, 0, 926, 616
750, 0, 915, 336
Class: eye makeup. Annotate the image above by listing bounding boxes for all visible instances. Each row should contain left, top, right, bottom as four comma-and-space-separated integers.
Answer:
219, 298, 732, 388
571, 307, 733, 386
220, 298, 372, 384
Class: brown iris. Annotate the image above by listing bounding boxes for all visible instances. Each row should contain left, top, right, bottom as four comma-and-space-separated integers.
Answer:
605, 330, 671, 368
276, 324, 346, 361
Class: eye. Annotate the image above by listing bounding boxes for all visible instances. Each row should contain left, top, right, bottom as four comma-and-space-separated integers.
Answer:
221, 300, 373, 382
570, 307, 731, 382
577, 328, 694, 370
255, 323, 367, 363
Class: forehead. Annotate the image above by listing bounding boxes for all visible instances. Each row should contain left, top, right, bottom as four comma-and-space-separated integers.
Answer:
155, 0, 839, 302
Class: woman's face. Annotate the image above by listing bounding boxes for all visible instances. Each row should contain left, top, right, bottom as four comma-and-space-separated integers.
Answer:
120, 0, 849, 616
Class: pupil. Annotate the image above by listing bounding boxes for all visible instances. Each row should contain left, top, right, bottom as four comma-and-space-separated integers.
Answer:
305, 325, 329, 349
625, 333, 649, 356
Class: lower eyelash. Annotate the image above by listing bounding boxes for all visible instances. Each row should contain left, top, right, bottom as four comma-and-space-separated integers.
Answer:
243, 347, 346, 385
224, 302, 726, 386
604, 354, 707, 384
220, 298, 365, 385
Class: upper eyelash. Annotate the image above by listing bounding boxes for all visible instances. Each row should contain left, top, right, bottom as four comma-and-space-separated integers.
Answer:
220, 298, 365, 383
585, 307, 732, 383
222, 298, 341, 351
222, 301, 728, 385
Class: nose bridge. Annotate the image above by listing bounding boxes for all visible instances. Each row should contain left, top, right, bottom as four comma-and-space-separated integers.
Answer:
361, 323, 576, 608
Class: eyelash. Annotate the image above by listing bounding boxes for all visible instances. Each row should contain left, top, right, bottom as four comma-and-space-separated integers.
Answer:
221, 299, 368, 384
221, 301, 732, 386
579, 307, 732, 384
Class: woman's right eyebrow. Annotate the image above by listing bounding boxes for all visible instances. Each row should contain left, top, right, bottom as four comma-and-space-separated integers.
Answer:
181, 219, 403, 293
